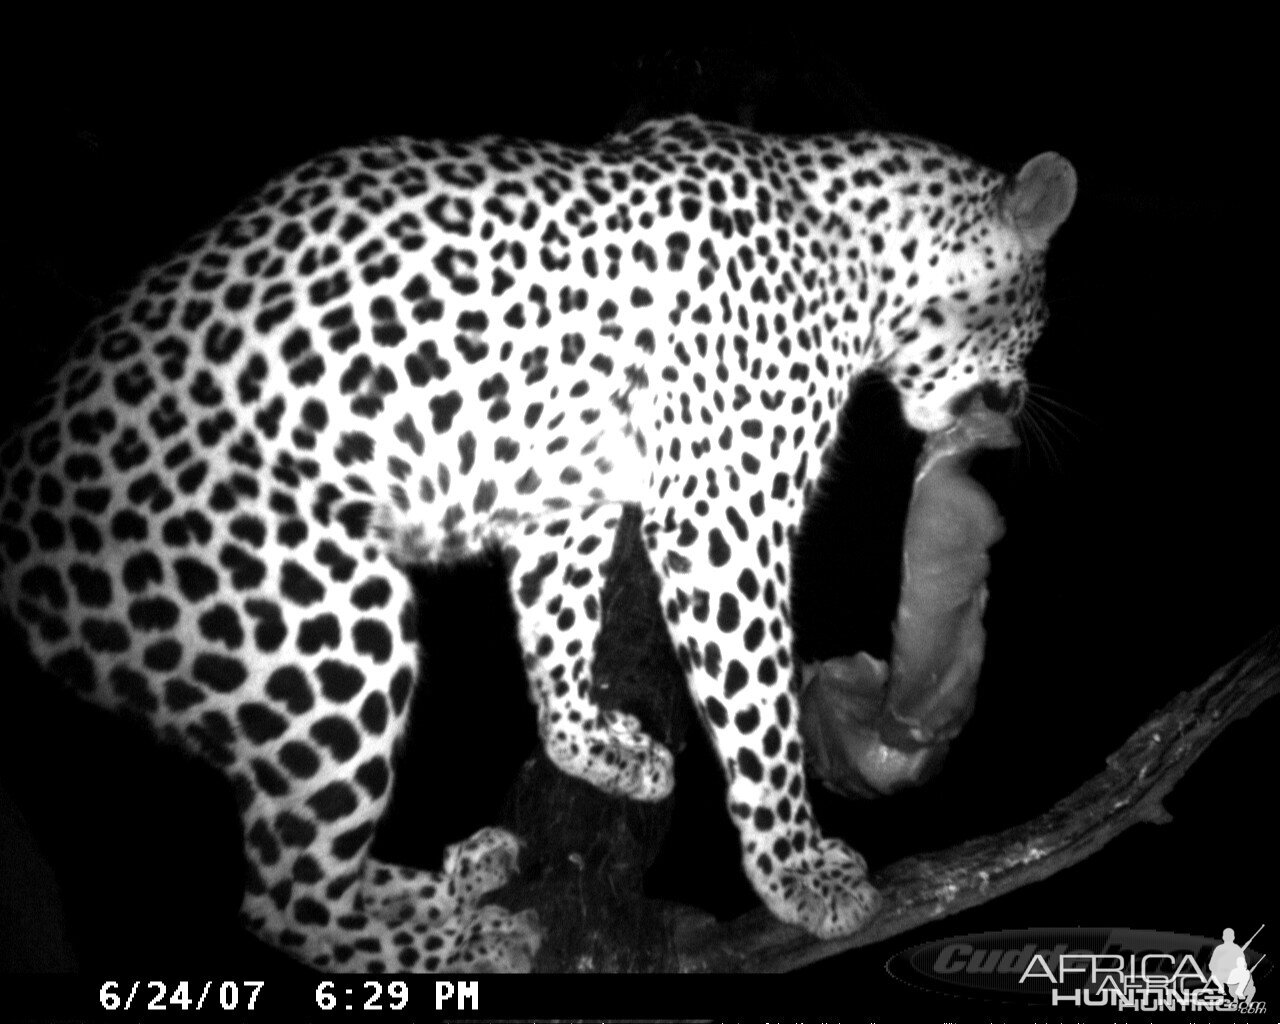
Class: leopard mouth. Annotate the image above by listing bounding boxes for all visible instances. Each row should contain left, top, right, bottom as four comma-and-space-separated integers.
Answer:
949, 380, 1027, 419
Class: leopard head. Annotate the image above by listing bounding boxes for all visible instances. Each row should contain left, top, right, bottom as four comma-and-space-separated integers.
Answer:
883, 151, 1077, 433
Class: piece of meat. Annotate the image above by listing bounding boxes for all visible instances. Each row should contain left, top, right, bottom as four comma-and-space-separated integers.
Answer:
800, 406, 1016, 798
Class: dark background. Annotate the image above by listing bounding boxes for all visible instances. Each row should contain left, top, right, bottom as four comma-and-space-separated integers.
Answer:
1, 22, 1275, 1016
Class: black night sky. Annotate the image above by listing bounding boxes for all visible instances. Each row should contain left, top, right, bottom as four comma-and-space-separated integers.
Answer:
1, 22, 1275, 1020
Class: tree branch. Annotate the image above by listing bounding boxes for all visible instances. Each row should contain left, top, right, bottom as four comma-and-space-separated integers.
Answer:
496, 507, 1280, 972
675, 623, 1280, 971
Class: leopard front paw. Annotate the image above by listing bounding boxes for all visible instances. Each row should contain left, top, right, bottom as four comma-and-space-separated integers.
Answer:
749, 836, 881, 939
541, 709, 674, 801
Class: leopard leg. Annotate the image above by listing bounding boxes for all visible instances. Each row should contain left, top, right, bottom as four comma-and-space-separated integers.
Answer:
647, 501, 881, 938
222, 529, 542, 973
240, 810, 538, 973
30, 492, 541, 974
237, 784, 538, 972
502, 509, 674, 801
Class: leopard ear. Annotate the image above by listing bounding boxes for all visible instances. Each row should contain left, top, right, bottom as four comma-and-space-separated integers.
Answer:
1002, 152, 1077, 251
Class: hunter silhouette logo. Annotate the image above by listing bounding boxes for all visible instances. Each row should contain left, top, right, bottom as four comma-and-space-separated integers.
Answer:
1208, 925, 1264, 1002
885, 925, 1270, 1009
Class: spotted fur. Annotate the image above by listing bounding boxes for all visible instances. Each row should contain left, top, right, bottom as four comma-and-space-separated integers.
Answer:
0, 116, 1074, 971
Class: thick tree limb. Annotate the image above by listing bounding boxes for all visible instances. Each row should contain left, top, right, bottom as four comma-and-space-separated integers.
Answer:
497, 507, 1280, 972
675, 623, 1280, 971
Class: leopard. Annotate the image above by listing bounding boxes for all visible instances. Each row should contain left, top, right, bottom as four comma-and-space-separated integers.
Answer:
0, 114, 1075, 972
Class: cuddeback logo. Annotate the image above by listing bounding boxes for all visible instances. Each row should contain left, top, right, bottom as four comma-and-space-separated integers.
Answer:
885, 926, 1268, 1011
